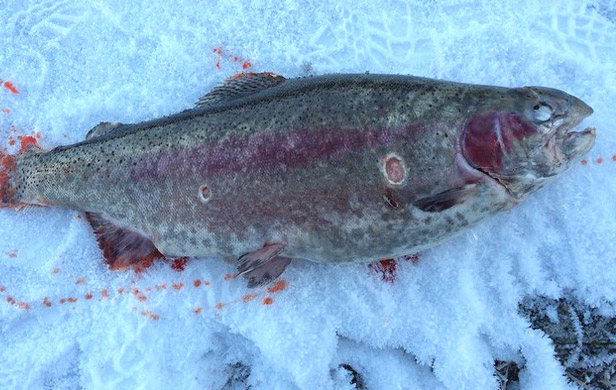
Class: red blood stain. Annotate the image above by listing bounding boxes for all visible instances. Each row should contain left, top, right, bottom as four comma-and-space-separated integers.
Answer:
6, 296, 30, 310
8, 137, 15, 146
371, 258, 397, 283
75, 277, 86, 285
194, 307, 203, 314
76, 214, 82, 219
613, 155, 616, 162
212, 46, 252, 73
101, 289, 109, 298
52, 268, 60, 274
6, 250, 18, 258
118, 287, 125, 294
1, 109, 10, 114
43, 297, 52, 307
215, 302, 225, 309
224, 273, 236, 280
171, 257, 188, 272
597, 157, 603, 164
85, 293, 93, 300
138, 295, 147, 302
3, 81, 19, 94
60, 298, 66, 304
193, 279, 201, 287
203, 281, 210, 286
156, 284, 167, 290
267, 281, 287, 293
17, 301, 30, 309
262, 297, 273, 305
17, 135, 39, 154
243, 294, 256, 302
67, 297, 78, 303
172, 283, 184, 290
0, 286, 5, 292
133, 289, 139, 296
580, 159, 588, 165
141, 310, 159, 320
402, 253, 421, 264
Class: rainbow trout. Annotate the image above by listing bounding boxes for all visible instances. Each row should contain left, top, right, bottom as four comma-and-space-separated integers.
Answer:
0, 73, 595, 287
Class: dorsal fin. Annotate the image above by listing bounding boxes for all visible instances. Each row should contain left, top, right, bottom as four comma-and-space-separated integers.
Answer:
85, 122, 127, 140
196, 72, 286, 108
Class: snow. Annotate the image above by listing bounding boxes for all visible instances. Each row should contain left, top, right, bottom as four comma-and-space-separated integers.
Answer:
0, 0, 615, 389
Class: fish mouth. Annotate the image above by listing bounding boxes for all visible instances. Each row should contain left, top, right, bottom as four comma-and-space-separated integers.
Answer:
549, 110, 596, 163
562, 125, 596, 159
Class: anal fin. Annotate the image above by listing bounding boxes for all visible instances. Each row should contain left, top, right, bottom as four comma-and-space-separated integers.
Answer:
236, 243, 291, 288
85, 212, 163, 271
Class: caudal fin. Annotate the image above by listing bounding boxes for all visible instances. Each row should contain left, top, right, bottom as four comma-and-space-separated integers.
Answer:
1, 135, 46, 209
0, 149, 17, 207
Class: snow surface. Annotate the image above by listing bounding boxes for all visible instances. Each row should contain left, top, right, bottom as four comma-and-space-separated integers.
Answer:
0, 0, 615, 389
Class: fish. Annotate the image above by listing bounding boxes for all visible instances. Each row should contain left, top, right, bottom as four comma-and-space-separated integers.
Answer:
0, 73, 595, 287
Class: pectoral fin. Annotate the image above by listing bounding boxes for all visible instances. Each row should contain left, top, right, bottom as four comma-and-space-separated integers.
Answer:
85, 212, 163, 271
236, 243, 291, 288
413, 184, 478, 213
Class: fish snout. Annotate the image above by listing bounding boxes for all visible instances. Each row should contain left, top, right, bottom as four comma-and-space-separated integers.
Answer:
568, 95, 593, 119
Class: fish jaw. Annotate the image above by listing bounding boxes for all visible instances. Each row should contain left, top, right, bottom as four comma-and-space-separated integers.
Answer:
552, 97, 595, 163
562, 126, 596, 161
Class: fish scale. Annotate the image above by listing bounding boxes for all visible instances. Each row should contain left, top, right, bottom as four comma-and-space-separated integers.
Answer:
0, 73, 595, 287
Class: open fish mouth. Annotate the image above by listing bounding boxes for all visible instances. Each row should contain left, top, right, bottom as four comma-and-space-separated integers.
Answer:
562, 125, 596, 161
546, 103, 596, 164
564, 125, 596, 142
559, 115, 596, 158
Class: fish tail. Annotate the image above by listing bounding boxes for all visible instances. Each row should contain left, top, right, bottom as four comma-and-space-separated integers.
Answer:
0, 149, 18, 208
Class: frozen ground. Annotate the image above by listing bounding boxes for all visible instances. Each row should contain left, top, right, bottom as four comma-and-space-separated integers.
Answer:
0, 0, 615, 389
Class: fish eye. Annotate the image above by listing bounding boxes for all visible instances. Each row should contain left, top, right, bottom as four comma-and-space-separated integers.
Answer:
533, 102, 553, 122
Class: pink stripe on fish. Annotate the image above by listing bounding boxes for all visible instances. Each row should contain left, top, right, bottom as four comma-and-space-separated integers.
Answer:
131, 125, 422, 179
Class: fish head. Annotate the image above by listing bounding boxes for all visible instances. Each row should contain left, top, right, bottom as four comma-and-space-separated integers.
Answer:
461, 86, 595, 199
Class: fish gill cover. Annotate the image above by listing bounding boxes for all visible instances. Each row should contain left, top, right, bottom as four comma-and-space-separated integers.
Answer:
0, 1, 615, 389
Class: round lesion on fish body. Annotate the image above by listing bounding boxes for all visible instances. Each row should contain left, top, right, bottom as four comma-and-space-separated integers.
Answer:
382, 153, 406, 185
198, 185, 211, 202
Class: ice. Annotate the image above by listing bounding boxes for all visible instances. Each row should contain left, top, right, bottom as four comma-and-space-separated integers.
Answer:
1, 0, 615, 389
